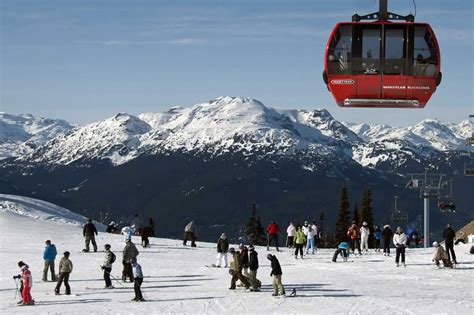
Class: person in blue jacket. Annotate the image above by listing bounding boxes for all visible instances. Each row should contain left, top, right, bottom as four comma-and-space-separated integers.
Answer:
374, 226, 382, 252
43, 240, 57, 281
332, 242, 349, 262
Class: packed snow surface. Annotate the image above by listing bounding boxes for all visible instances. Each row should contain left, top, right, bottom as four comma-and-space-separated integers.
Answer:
1, 196, 473, 314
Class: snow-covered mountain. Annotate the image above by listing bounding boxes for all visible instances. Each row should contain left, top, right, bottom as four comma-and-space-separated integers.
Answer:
2, 97, 470, 170
0, 113, 74, 160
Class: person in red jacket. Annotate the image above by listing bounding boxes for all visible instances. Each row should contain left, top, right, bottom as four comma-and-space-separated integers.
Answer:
347, 224, 362, 255
266, 221, 280, 252
16, 261, 34, 306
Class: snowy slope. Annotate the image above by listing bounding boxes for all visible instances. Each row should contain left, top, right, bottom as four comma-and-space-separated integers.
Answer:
1, 196, 473, 314
0, 113, 73, 160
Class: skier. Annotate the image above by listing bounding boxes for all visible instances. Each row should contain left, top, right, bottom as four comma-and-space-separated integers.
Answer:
360, 222, 370, 253
374, 226, 382, 252
266, 220, 280, 251
122, 239, 139, 282
311, 221, 319, 252
121, 225, 136, 242
215, 233, 229, 267
286, 222, 296, 248
432, 241, 453, 268
183, 220, 197, 247
131, 259, 145, 301
294, 226, 306, 259
228, 248, 250, 290
15, 261, 34, 306
443, 223, 457, 264
305, 224, 315, 254
101, 244, 116, 288
82, 218, 98, 252
382, 224, 393, 256
393, 227, 407, 267
106, 221, 118, 233
55, 251, 73, 295
332, 241, 349, 262
240, 244, 250, 278
347, 223, 362, 255
267, 254, 285, 296
248, 245, 260, 292
42, 240, 57, 281
139, 226, 151, 248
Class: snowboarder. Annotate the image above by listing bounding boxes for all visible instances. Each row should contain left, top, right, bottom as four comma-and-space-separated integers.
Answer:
286, 222, 296, 248
294, 226, 306, 259
393, 227, 407, 267
228, 248, 250, 290
82, 218, 98, 252
266, 220, 280, 251
183, 220, 197, 247
121, 225, 136, 242
101, 244, 116, 288
267, 254, 285, 296
131, 259, 145, 301
432, 241, 453, 268
360, 222, 370, 253
248, 245, 260, 291
305, 224, 315, 254
443, 224, 457, 264
216, 233, 229, 267
55, 251, 73, 295
374, 226, 382, 252
347, 224, 362, 255
42, 240, 57, 281
106, 221, 119, 233
382, 224, 393, 256
122, 239, 139, 282
332, 241, 349, 262
15, 261, 34, 306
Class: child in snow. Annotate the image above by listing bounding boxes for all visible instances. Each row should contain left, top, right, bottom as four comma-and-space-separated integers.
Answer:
131, 260, 145, 301
55, 251, 73, 295
432, 242, 453, 268
267, 254, 285, 296
43, 240, 57, 281
15, 261, 34, 306
332, 242, 349, 262
216, 233, 229, 267
101, 244, 116, 288
393, 227, 407, 267
374, 226, 382, 252
360, 222, 370, 252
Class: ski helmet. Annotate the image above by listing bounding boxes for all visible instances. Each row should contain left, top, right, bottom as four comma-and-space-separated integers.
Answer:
362, 221, 368, 226
432, 241, 439, 247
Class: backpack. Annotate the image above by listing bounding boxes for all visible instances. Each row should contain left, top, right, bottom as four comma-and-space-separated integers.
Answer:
110, 252, 116, 264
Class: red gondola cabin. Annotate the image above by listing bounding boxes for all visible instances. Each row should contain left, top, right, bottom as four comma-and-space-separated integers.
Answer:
322, 2, 441, 108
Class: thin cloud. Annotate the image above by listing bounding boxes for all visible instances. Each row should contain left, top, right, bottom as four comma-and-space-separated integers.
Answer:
74, 38, 206, 46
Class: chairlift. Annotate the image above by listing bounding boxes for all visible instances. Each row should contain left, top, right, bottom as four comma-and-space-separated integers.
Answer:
437, 200, 456, 213
390, 196, 408, 225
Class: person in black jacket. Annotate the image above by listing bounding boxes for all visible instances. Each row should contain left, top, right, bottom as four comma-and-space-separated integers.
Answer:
248, 245, 260, 291
443, 224, 457, 264
382, 225, 393, 256
240, 244, 249, 278
215, 233, 229, 267
267, 254, 285, 296
82, 219, 98, 252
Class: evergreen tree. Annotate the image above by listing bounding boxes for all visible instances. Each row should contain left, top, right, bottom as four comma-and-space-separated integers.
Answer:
335, 186, 350, 242
361, 189, 375, 247
352, 203, 360, 226
245, 204, 267, 245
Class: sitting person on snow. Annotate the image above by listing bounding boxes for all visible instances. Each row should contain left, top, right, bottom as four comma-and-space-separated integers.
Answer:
432, 241, 453, 268
332, 242, 349, 262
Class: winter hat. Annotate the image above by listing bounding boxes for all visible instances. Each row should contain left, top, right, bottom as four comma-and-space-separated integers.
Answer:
104, 244, 111, 250
249, 245, 255, 251
432, 241, 439, 247
110, 221, 115, 225
229, 247, 235, 254
88, 218, 92, 223
45, 240, 51, 245
304, 221, 308, 225
221, 233, 227, 239
396, 226, 403, 232
64, 251, 70, 257
267, 254, 273, 260
18, 261, 26, 268
362, 221, 368, 226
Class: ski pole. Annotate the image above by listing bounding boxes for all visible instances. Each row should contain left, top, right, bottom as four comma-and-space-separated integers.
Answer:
106, 269, 125, 287
13, 278, 18, 300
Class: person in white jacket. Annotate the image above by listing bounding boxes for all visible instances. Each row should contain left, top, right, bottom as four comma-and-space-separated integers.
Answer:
393, 227, 407, 267
360, 222, 370, 253
121, 226, 136, 242
286, 223, 296, 248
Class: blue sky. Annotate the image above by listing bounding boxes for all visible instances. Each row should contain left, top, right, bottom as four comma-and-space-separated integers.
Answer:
1, 0, 472, 126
